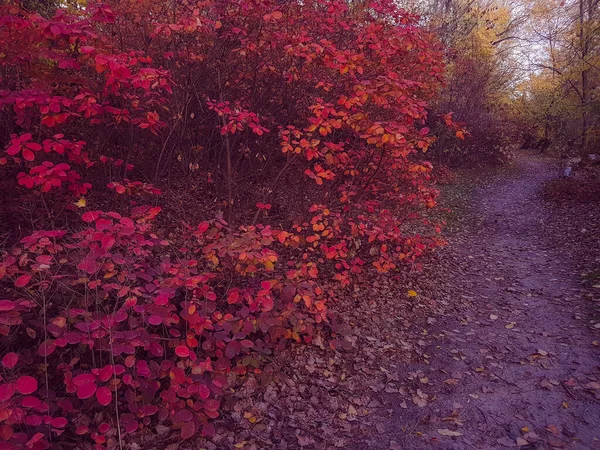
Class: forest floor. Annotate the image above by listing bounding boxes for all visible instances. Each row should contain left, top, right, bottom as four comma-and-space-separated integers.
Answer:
204, 152, 600, 450
353, 152, 600, 450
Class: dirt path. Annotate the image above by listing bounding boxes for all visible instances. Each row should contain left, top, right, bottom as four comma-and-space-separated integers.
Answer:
377, 154, 600, 449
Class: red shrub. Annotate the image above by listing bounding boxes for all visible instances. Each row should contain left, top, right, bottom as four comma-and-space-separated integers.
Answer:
0, 0, 445, 447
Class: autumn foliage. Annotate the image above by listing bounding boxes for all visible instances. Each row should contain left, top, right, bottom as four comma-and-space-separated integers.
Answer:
0, 0, 445, 447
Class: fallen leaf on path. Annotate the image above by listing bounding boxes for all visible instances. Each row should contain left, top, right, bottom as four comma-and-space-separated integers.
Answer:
412, 396, 428, 407
297, 435, 314, 447
584, 381, 600, 390
437, 429, 463, 437
496, 437, 515, 447
548, 439, 567, 448
546, 424, 560, 436
539, 378, 559, 389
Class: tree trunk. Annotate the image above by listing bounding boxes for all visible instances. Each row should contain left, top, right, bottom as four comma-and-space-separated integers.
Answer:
580, 0, 590, 154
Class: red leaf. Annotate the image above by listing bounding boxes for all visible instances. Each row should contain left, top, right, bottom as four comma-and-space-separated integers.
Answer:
240, 339, 254, 348
95, 218, 111, 230
25, 414, 42, 426
2, 352, 18, 369
38, 339, 56, 357
198, 383, 210, 400
22, 148, 34, 161
173, 409, 193, 423
73, 373, 96, 386
16, 376, 38, 394
227, 290, 240, 304
175, 345, 190, 357
75, 425, 89, 435
51, 417, 68, 428
0, 300, 16, 311
148, 315, 162, 325
204, 399, 220, 411
140, 405, 158, 416
124, 420, 138, 433
77, 382, 97, 399
96, 386, 112, 406
0, 383, 15, 401
202, 422, 216, 437
15, 274, 32, 288
155, 291, 169, 305
82, 211, 100, 222
98, 365, 113, 382
225, 341, 241, 359
26, 432, 45, 447
0, 425, 13, 442
26, 142, 42, 151
21, 395, 42, 408
181, 421, 195, 440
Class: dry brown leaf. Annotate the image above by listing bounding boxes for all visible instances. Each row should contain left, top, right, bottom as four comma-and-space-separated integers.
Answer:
437, 428, 463, 437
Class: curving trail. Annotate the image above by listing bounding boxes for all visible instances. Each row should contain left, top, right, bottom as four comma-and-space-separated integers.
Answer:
383, 154, 600, 450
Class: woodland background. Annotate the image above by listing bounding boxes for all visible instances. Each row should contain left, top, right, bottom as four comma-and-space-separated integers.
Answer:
0, 0, 598, 449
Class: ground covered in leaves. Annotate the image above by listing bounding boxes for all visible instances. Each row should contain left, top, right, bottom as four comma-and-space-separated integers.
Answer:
166, 153, 599, 450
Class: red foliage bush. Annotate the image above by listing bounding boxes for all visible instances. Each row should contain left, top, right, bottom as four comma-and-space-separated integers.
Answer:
0, 0, 445, 447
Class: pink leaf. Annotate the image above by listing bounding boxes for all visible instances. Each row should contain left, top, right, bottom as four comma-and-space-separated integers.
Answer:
73, 373, 96, 386
22, 148, 34, 161
181, 421, 195, 440
175, 345, 190, 357
15, 274, 32, 288
2, 353, 18, 369
95, 218, 111, 230
51, 417, 68, 428
75, 425, 89, 435
96, 386, 112, 406
16, 376, 38, 394
0, 300, 16, 311
0, 383, 15, 401
21, 395, 42, 408
77, 382, 97, 399
82, 211, 100, 223
38, 339, 56, 357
